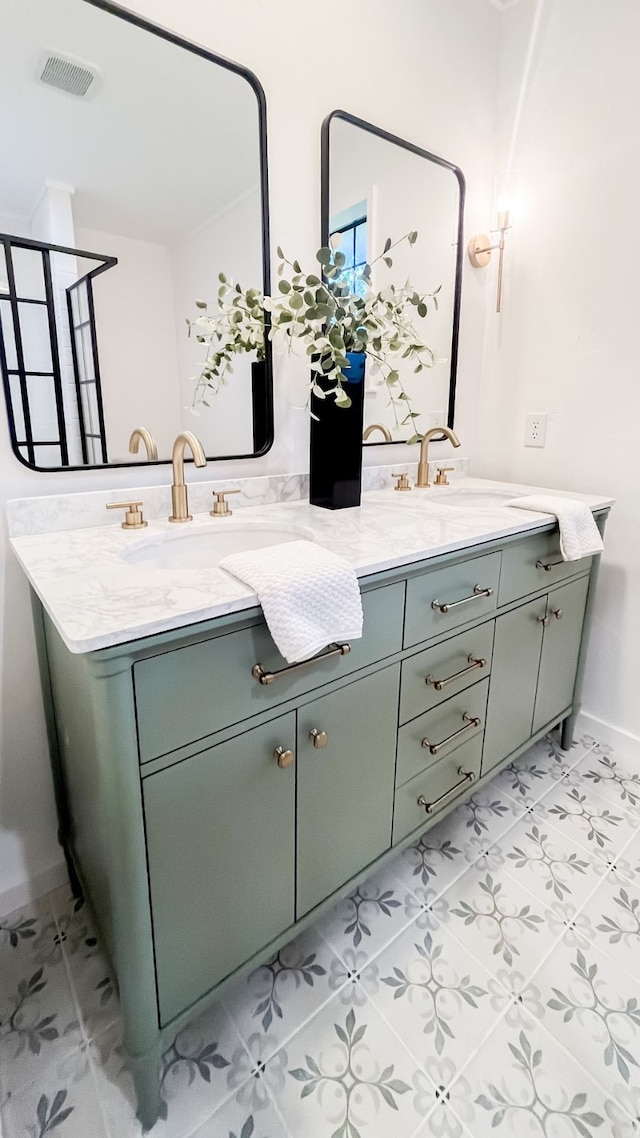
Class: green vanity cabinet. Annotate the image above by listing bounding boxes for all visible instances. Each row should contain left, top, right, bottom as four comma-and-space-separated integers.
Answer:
33, 514, 606, 1130
296, 665, 400, 917
483, 575, 591, 775
144, 713, 296, 1025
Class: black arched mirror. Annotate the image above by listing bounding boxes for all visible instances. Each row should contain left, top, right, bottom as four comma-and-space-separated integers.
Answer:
0, 0, 273, 470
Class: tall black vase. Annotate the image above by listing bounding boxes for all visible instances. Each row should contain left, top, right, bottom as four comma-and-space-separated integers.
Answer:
309, 352, 365, 510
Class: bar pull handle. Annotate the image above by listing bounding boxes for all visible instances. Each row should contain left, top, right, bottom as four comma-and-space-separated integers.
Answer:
426, 655, 487, 692
536, 557, 564, 572
421, 712, 482, 756
417, 767, 476, 814
431, 585, 493, 614
252, 642, 351, 685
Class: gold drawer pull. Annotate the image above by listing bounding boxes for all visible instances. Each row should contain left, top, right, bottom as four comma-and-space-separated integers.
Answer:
426, 655, 486, 692
431, 585, 493, 614
538, 608, 563, 627
417, 767, 476, 814
422, 712, 481, 756
309, 728, 328, 749
536, 557, 564, 572
274, 746, 294, 769
252, 642, 351, 685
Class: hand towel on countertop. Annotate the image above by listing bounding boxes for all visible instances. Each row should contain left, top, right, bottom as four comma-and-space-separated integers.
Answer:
507, 495, 604, 561
219, 540, 363, 664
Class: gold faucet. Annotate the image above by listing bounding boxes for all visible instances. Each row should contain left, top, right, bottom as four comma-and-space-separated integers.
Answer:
363, 422, 392, 443
128, 427, 158, 461
416, 426, 461, 487
169, 431, 207, 522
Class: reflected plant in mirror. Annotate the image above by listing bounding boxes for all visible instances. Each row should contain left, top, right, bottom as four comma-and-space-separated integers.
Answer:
189, 232, 440, 438
0, 0, 273, 469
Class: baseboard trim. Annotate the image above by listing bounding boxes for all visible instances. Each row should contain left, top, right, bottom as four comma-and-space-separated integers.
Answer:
577, 711, 640, 755
0, 859, 68, 919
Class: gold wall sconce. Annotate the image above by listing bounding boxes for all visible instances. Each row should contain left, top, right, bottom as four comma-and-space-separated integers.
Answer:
467, 203, 512, 314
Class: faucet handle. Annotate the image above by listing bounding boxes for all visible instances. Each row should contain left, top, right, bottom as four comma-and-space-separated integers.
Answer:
434, 466, 455, 487
106, 501, 147, 529
210, 488, 241, 517
392, 472, 412, 492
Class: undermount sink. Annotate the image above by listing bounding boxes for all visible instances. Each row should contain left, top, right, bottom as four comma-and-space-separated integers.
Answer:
122, 521, 314, 571
426, 486, 516, 509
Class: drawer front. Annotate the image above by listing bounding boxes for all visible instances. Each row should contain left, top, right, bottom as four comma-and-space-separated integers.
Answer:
134, 581, 405, 763
400, 621, 494, 724
393, 734, 482, 845
404, 552, 501, 648
499, 531, 592, 606
396, 678, 489, 788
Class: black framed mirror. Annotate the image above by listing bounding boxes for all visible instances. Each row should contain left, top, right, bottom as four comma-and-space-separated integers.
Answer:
0, 0, 273, 470
321, 110, 465, 446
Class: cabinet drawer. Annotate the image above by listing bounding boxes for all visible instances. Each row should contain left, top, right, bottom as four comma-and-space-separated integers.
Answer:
404, 552, 501, 648
393, 734, 482, 844
134, 581, 405, 763
499, 530, 592, 605
396, 678, 488, 788
400, 621, 494, 724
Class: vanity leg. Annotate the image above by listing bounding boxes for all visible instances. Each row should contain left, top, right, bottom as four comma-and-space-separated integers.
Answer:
561, 714, 576, 751
61, 840, 84, 903
127, 1041, 163, 1132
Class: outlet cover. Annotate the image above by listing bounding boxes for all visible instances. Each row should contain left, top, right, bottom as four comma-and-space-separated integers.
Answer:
524, 412, 547, 448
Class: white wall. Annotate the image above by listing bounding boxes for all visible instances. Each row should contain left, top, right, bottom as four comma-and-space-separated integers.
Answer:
475, 0, 640, 740
76, 226, 181, 462
0, 0, 500, 907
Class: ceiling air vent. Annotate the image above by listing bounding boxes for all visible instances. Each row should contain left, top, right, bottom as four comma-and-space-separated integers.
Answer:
38, 52, 100, 98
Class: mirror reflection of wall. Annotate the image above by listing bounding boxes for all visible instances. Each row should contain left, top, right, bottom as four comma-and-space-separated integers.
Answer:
0, 0, 271, 469
325, 114, 464, 444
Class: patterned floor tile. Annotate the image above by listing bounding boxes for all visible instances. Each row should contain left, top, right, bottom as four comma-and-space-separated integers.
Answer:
314, 866, 415, 966
190, 1092, 290, 1138
457, 1006, 630, 1137
531, 933, 640, 1098
0, 895, 83, 1103
571, 749, 640, 812
368, 916, 497, 1079
222, 927, 342, 1063
49, 887, 119, 1042
536, 777, 640, 855
490, 811, 601, 907
580, 870, 640, 983
489, 746, 576, 810
265, 992, 426, 1138
443, 862, 556, 985
0, 1053, 107, 1138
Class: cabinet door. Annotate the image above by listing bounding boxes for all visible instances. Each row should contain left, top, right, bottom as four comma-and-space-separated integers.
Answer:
533, 576, 590, 735
296, 665, 400, 918
144, 713, 296, 1025
482, 597, 546, 775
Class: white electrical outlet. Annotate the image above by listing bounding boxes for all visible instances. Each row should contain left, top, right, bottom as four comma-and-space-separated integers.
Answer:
524, 412, 548, 448
426, 411, 447, 430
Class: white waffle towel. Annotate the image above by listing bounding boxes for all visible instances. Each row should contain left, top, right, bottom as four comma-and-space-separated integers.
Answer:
220, 540, 363, 663
508, 495, 604, 561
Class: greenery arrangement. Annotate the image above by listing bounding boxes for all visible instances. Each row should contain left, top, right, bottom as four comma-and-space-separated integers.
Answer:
188, 231, 440, 443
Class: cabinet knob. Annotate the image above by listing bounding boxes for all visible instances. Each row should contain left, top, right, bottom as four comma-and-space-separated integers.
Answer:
537, 614, 551, 626
553, 608, 563, 620
274, 746, 294, 769
309, 728, 328, 749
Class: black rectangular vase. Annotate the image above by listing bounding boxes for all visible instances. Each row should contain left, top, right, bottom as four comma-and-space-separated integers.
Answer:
309, 352, 365, 510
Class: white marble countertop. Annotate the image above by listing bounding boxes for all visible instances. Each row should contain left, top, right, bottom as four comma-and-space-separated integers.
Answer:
9, 477, 614, 654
